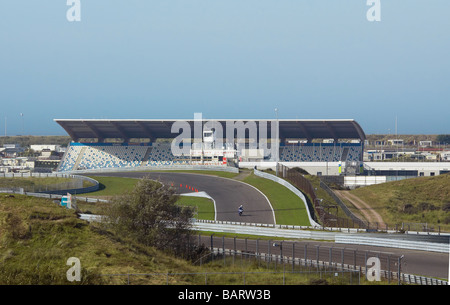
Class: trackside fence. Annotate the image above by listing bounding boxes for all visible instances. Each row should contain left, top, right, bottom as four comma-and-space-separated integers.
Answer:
97, 238, 448, 285
0, 172, 100, 194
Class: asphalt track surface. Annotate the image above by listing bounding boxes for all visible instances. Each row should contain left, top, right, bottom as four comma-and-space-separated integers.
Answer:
87, 171, 449, 280
89, 171, 275, 224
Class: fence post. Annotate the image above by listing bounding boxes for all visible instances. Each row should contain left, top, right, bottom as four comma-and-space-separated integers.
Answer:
280, 241, 283, 264
233, 236, 236, 264
222, 236, 225, 266
304, 244, 307, 267
364, 251, 368, 281
387, 255, 391, 284
329, 247, 332, 270
256, 239, 260, 267
398, 256, 403, 285
292, 242, 295, 272
316, 245, 320, 270
210, 234, 214, 262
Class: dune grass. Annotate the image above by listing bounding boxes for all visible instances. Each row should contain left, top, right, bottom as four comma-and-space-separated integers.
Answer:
0, 194, 200, 284
349, 173, 450, 230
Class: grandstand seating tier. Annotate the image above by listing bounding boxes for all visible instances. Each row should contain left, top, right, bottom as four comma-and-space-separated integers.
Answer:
58, 142, 363, 172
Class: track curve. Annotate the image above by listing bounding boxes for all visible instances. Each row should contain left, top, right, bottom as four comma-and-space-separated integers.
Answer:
88, 171, 275, 225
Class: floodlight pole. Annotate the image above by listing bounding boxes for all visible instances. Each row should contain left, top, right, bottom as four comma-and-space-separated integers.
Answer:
20, 113, 24, 135
275, 108, 279, 177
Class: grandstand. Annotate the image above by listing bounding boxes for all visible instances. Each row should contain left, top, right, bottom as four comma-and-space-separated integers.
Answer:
279, 143, 362, 162
54, 118, 366, 174
58, 142, 204, 171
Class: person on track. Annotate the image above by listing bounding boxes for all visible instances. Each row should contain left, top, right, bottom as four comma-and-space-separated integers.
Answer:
238, 204, 244, 216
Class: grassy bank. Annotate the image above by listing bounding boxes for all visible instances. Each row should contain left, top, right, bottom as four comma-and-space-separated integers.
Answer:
0, 194, 199, 284
0, 177, 75, 188
349, 173, 450, 230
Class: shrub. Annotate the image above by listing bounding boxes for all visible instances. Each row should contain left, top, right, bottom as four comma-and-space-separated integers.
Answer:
102, 176, 194, 254
442, 202, 450, 212
401, 203, 416, 214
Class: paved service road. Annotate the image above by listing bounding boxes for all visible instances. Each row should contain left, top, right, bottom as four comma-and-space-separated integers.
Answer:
89, 171, 275, 224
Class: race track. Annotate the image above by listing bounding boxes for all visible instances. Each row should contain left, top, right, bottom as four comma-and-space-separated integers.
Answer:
89, 171, 275, 224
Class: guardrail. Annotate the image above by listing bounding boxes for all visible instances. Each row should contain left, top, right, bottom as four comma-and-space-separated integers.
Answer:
335, 235, 450, 253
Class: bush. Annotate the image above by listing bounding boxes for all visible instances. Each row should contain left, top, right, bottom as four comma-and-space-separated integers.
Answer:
309, 278, 329, 285
442, 202, 450, 212
6, 213, 31, 240
443, 215, 450, 225
290, 167, 310, 175
401, 203, 416, 214
417, 202, 437, 211
102, 176, 194, 254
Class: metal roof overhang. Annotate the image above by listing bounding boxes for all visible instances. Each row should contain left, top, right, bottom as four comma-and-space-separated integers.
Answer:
54, 119, 366, 142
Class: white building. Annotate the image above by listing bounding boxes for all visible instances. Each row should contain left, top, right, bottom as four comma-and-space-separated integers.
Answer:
30, 144, 65, 153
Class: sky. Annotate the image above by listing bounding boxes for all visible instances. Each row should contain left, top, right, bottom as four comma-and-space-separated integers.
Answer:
0, 1, 449, 136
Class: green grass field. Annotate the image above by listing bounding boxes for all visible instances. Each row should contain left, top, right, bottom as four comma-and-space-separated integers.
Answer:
85, 176, 140, 197
176, 196, 215, 221
242, 173, 311, 226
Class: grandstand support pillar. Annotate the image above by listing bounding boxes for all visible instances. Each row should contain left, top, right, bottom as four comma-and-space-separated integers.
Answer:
82, 121, 106, 143
111, 121, 130, 143
136, 121, 156, 142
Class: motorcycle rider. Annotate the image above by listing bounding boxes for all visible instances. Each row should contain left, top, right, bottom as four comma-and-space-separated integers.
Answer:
238, 204, 244, 216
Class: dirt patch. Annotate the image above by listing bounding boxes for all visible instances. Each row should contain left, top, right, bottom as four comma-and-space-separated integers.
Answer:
335, 190, 386, 227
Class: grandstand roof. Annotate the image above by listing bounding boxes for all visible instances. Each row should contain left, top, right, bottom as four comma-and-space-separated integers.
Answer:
54, 119, 366, 142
